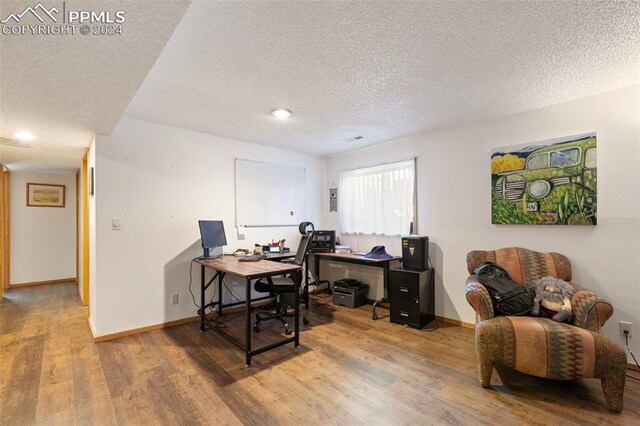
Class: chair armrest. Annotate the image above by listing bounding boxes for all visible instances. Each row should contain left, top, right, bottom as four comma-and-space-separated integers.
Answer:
571, 289, 613, 332
465, 275, 494, 322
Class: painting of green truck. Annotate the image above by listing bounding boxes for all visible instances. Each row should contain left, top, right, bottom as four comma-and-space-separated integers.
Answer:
491, 133, 597, 225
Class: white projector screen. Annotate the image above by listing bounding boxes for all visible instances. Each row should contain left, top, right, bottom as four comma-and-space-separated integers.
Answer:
235, 159, 306, 227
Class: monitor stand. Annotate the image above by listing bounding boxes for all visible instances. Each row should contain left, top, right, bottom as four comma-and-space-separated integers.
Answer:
199, 247, 222, 260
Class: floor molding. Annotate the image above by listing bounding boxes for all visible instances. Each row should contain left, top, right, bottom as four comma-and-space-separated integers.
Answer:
87, 317, 97, 339
10, 278, 76, 288
629, 363, 640, 372
436, 315, 475, 329
94, 316, 200, 343
92, 298, 276, 343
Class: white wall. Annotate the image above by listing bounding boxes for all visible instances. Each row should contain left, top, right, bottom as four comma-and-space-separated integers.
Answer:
324, 85, 640, 360
10, 171, 77, 284
91, 117, 324, 337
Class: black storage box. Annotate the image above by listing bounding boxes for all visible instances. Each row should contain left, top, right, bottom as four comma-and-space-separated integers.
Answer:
401, 236, 429, 271
333, 279, 369, 308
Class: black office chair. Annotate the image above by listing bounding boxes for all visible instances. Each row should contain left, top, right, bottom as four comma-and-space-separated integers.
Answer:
253, 233, 312, 335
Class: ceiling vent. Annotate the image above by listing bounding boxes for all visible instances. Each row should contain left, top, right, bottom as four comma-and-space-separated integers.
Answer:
0, 137, 30, 148
343, 135, 364, 143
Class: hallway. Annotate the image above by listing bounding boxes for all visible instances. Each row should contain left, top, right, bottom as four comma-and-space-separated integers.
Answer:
0, 283, 102, 424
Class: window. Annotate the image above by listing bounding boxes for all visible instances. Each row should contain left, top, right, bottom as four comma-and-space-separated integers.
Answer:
526, 154, 548, 170
550, 148, 580, 167
339, 159, 415, 235
585, 147, 596, 169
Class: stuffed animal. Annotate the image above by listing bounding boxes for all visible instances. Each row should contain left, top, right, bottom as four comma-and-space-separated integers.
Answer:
531, 276, 576, 322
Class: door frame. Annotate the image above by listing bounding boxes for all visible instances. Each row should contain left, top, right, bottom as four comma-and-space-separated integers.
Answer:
81, 153, 90, 307
0, 166, 9, 297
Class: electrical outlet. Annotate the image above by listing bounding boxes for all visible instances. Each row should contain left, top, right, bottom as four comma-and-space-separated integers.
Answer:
170, 293, 179, 305
619, 321, 632, 338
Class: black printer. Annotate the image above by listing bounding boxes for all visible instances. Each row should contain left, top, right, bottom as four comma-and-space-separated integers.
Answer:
333, 278, 369, 308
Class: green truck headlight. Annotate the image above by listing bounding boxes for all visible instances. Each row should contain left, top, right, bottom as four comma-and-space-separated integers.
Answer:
528, 180, 551, 199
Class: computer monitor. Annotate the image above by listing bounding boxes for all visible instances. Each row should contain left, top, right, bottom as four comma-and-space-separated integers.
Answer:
198, 220, 227, 258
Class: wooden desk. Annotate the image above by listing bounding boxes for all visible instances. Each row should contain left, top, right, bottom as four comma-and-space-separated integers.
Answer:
195, 255, 302, 366
313, 252, 402, 320
262, 251, 296, 261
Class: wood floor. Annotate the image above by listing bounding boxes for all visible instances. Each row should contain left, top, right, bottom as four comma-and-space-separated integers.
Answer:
1, 283, 639, 425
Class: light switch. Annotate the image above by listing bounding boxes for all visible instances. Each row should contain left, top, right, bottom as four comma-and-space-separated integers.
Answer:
112, 219, 121, 230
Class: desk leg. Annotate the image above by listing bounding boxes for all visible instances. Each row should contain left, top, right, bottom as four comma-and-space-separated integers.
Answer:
245, 277, 252, 367
372, 262, 391, 321
383, 262, 390, 303
217, 273, 223, 316
314, 254, 320, 285
313, 255, 332, 293
304, 254, 309, 309
294, 277, 300, 347
200, 265, 205, 332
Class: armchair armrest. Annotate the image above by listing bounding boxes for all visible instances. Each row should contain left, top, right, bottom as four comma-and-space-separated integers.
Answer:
571, 289, 613, 332
465, 275, 494, 322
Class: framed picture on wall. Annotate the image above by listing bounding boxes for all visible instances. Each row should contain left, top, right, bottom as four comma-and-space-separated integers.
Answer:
491, 132, 597, 225
27, 183, 66, 208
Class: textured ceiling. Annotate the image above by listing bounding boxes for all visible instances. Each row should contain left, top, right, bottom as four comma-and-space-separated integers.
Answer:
0, 0, 191, 171
126, 0, 640, 156
2, 1, 639, 168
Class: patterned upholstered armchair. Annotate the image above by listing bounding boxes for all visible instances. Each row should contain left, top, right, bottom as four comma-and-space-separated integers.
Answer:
465, 247, 627, 411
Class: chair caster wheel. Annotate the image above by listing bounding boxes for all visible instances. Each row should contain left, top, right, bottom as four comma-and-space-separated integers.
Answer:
285, 327, 292, 335
303, 317, 309, 325
253, 325, 260, 332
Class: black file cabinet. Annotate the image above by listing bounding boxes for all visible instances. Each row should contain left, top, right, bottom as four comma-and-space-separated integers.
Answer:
390, 268, 434, 329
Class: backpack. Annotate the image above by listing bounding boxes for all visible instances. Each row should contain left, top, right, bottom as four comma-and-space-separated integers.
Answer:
473, 262, 535, 316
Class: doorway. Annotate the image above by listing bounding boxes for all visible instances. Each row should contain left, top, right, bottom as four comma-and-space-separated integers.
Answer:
2, 166, 85, 296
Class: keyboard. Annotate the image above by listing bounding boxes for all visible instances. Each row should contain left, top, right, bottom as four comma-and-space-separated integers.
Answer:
238, 254, 265, 262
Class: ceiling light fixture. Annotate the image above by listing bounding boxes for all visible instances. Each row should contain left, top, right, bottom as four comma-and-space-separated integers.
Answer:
14, 131, 35, 141
271, 109, 292, 120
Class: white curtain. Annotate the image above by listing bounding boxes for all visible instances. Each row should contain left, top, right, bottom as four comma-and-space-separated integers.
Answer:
339, 159, 415, 236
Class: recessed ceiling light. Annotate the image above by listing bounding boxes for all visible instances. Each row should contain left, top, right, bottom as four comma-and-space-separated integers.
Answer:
14, 131, 35, 141
271, 109, 292, 119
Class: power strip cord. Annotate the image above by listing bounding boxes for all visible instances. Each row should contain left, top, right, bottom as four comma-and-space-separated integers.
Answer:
624, 331, 640, 382
188, 256, 201, 308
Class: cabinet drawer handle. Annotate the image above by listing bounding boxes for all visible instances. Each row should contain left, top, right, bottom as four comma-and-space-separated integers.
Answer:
400, 287, 409, 293
400, 311, 409, 317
